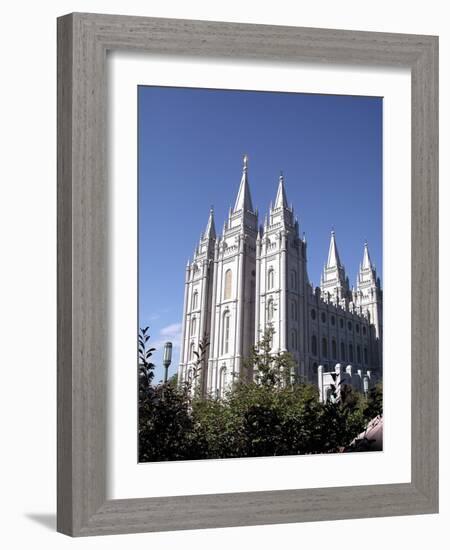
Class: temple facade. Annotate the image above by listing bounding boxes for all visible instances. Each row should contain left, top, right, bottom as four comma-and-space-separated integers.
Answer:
178, 156, 382, 397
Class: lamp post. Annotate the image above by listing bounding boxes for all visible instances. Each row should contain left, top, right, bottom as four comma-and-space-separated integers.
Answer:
363, 375, 369, 397
163, 341, 173, 383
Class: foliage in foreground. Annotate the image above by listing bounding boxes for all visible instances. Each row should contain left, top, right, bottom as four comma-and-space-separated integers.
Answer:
138, 327, 383, 462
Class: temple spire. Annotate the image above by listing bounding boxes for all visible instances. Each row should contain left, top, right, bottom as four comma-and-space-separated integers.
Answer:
203, 207, 216, 240
321, 230, 348, 301
361, 240, 373, 269
274, 171, 288, 209
357, 240, 377, 288
327, 230, 342, 269
233, 154, 254, 213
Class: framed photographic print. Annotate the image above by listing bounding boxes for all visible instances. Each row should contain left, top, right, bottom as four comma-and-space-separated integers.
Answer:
57, 13, 438, 536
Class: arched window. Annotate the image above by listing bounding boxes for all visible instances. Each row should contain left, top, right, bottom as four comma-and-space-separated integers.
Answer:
322, 337, 328, 358
192, 291, 198, 310
332, 339, 337, 360
357, 345, 361, 363
340, 318, 344, 329
348, 321, 353, 331
363, 326, 367, 335
224, 269, 232, 300
341, 342, 346, 361
290, 270, 297, 289
331, 315, 335, 326
291, 300, 297, 320
191, 317, 196, 337
311, 334, 317, 355
311, 308, 316, 320
267, 268, 274, 290
349, 343, 354, 362
190, 342, 195, 361
312, 362, 318, 375
267, 299, 274, 321
222, 311, 231, 355
321, 312, 327, 323
364, 347, 368, 364
291, 329, 297, 350
356, 324, 360, 334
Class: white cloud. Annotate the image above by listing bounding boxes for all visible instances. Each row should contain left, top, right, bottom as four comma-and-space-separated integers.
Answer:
152, 322, 182, 352
160, 322, 182, 337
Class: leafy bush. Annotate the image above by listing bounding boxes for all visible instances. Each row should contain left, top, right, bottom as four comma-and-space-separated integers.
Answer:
138, 327, 382, 462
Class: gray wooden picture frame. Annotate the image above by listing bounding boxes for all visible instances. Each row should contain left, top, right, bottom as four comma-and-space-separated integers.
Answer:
57, 12, 438, 537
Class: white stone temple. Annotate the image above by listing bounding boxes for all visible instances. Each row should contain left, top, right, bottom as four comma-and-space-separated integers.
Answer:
178, 156, 382, 398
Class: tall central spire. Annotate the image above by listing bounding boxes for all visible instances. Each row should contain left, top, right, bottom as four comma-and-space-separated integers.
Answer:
203, 207, 216, 240
321, 230, 349, 302
327, 230, 342, 269
268, 171, 295, 230
233, 154, 254, 213
361, 240, 372, 269
274, 172, 288, 209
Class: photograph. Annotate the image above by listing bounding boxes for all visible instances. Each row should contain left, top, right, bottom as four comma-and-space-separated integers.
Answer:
0, 1, 441, 543
138, 85, 383, 462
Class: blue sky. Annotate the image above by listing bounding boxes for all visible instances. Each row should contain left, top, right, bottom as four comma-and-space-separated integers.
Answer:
138, 86, 382, 382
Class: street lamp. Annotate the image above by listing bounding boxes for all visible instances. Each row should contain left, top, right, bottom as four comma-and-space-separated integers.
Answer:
363, 375, 369, 397
163, 341, 173, 383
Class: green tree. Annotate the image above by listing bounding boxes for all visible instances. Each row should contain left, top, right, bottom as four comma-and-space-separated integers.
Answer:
138, 328, 197, 461
189, 336, 210, 399
364, 382, 383, 420
138, 327, 382, 461
244, 325, 297, 387
138, 327, 155, 400
139, 383, 196, 462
